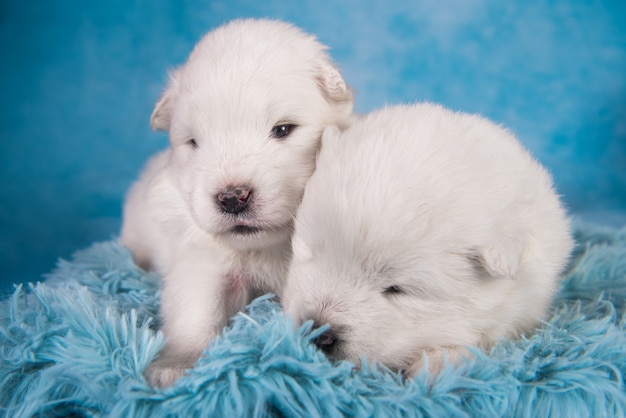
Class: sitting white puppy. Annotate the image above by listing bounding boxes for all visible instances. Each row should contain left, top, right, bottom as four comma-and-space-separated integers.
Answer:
121, 19, 353, 387
283, 103, 572, 376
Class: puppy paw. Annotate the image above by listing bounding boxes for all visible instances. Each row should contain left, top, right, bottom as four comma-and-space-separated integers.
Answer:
146, 365, 187, 388
405, 346, 471, 377
144, 354, 197, 388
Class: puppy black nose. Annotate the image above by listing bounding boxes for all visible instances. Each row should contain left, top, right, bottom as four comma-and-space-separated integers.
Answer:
216, 186, 252, 214
312, 328, 338, 355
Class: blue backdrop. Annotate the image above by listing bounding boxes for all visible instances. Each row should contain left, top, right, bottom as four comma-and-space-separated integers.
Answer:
1, 0, 625, 294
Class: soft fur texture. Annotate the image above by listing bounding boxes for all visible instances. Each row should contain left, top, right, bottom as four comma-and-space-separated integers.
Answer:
284, 103, 573, 375
0, 222, 625, 417
120, 19, 353, 387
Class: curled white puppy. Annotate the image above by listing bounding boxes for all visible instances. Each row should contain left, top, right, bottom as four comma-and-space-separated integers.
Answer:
121, 19, 353, 387
283, 103, 572, 376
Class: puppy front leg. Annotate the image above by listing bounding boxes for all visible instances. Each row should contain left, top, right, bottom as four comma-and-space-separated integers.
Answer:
146, 261, 232, 388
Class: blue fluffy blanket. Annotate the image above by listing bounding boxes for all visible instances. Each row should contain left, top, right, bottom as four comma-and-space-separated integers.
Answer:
1, 222, 625, 417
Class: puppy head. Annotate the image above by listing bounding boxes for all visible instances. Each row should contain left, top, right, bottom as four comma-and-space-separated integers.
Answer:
283, 119, 531, 373
151, 19, 353, 249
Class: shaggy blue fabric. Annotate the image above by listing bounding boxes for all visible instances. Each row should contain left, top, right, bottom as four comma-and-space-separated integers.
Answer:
1, 222, 625, 417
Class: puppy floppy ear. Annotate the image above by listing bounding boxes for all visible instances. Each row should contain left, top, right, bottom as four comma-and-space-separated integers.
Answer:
472, 237, 524, 279
150, 69, 181, 131
317, 63, 354, 129
317, 63, 352, 104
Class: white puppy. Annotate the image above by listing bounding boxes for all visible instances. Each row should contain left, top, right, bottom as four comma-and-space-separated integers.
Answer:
283, 103, 572, 376
121, 19, 353, 387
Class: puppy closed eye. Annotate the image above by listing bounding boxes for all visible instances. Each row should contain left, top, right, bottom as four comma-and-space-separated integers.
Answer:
271, 124, 297, 140
382, 285, 405, 296
187, 138, 199, 149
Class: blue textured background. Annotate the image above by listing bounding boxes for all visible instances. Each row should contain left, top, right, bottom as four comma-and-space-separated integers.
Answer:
1, 0, 625, 294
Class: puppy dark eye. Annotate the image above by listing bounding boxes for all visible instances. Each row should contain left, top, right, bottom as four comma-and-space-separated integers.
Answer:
383, 285, 404, 296
188, 139, 198, 149
271, 124, 296, 140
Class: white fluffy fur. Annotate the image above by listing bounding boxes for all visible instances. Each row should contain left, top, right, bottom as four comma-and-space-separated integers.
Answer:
121, 19, 353, 387
283, 103, 573, 376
